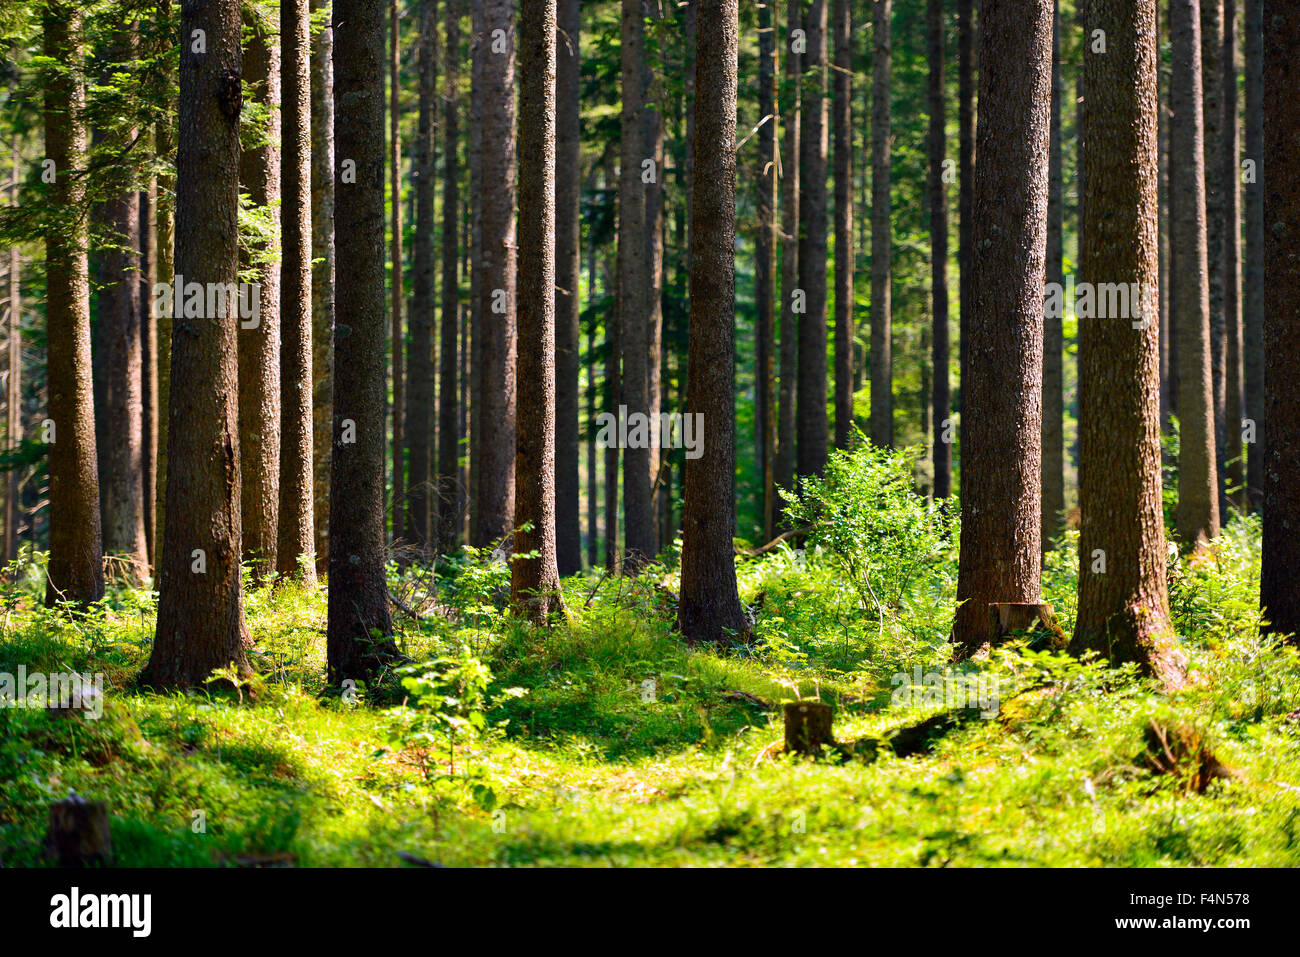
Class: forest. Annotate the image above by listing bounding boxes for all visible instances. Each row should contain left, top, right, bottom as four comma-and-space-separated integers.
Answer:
0, 0, 1296, 880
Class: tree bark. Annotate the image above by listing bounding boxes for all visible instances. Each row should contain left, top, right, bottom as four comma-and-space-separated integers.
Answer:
677, 0, 748, 644
439, 0, 464, 555
328, 0, 399, 683
642, 0, 664, 560
952, 0, 1051, 652
602, 150, 620, 571
389, 0, 406, 548
1243, 0, 1262, 510
310, 0, 335, 575
1202, 0, 1228, 517
832, 0, 853, 453
797, 0, 828, 480
1222, 0, 1243, 511
1171, 0, 1220, 545
1260, 0, 1300, 640
554, 0, 581, 574
956, 0, 975, 421
757, 0, 778, 539
928, 0, 950, 499
6, 146, 22, 565
279, 0, 317, 582
1042, 0, 1064, 546
869, 0, 892, 450
145, 0, 250, 686
1071, 0, 1184, 690
774, 0, 800, 509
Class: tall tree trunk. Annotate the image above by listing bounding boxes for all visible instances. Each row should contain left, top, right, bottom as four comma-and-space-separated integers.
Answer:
797, 0, 828, 479
602, 153, 621, 571
145, 0, 249, 685
1260, 0, 1300, 639
619, 0, 653, 567
643, 0, 664, 560
757, 0, 778, 538
141, 179, 157, 572
279, 0, 317, 582
512, 0, 564, 622
1159, 17, 1173, 431
832, 0, 853, 452
869, 0, 892, 449
154, 0, 175, 575
1072, 0, 1183, 689
1042, 0, 1064, 546
468, 0, 483, 543
6, 146, 22, 565
678, 0, 748, 644
586, 243, 599, 569
237, 20, 282, 583
310, 0, 335, 575
439, 0, 464, 554
774, 0, 800, 507
476, 0, 517, 547
389, 0, 406, 547
1243, 0, 1262, 510
1202, 0, 1228, 517
1171, 0, 1220, 545
1222, 0, 1243, 510
554, 0, 582, 573
928, 0, 950, 499
328, 0, 400, 683
957, 0, 974, 421
952, 0, 1051, 652
406, 0, 437, 553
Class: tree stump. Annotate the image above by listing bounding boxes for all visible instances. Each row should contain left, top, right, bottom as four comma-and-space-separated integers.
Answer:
44, 793, 112, 867
987, 602, 1065, 648
783, 701, 835, 756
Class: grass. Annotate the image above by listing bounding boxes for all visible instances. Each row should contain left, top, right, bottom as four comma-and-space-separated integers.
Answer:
1, 510, 1298, 868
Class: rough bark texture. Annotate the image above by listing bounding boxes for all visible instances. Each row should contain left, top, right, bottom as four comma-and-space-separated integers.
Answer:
602, 151, 620, 571
1243, 0, 1262, 509
832, 0, 853, 453
439, 0, 464, 554
512, 0, 564, 622
869, 0, 892, 449
5, 149, 21, 564
279, 0, 316, 581
1171, 0, 1220, 545
1041, 1, 1064, 548
154, 0, 175, 575
141, 178, 157, 572
1202, 0, 1227, 516
310, 0, 335, 575
327, 0, 398, 683
1222, 0, 1243, 510
476, 0, 517, 548
957, 0, 975, 421
757, 0, 778, 538
642, 0, 664, 560
677, 0, 749, 644
468, 0, 483, 543
406, 0, 437, 553
1260, 0, 1300, 640
796, 0, 828, 480
928, 0, 950, 499
774, 0, 800, 508
389, 0, 405, 548
237, 21, 282, 582
145, 0, 250, 686
952, 0, 1051, 652
1070, 0, 1184, 690
43, 4, 104, 608
554, 0, 581, 574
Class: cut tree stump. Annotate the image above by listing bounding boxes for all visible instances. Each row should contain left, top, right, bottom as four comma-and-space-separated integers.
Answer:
987, 602, 1065, 648
44, 793, 111, 867
783, 701, 835, 756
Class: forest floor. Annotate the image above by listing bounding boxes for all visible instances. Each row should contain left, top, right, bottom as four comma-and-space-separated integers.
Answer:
1, 516, 1298, 867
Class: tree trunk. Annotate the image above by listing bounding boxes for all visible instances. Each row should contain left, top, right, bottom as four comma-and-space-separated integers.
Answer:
797, 0, 828, 480
1260, 0, 1300, 640
952, 0, 1051, 652
832, 0, 853, 453
328, 0, 399, 683
145, 0, 250, 686
677, 0, 748, 644
928, 0, 950, 499
237, 20, 282, 583
476, 0, 517, 548
1071, 0, 1184, 690
1042, 0, 1064, 547
554, 0, 581, 574
1222, 0, 1243, 511
774, 0, 800, 509
1202, 0, 1228, 517
642, 0, 664, 562
439, 0, 464, 555
310, 0, 335, 576
6, 146, 22, 565
155, 0, 175, 573
1171, 0, 1220, 545
389, 0, 406, 548
140, 179, 157, 572
1243, 0, 1262, 510
279, 0, 317, 582
512, 0, 564, 622
757, 0, 778, 539
957, 0, 975, 421
602, 151, 620, 571
869, 0, 892, 450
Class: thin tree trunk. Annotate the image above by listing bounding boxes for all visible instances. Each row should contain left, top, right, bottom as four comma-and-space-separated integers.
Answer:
774, 0, 800, 507
678, 0, 748, 644
145, 0, 250, 685
757, 0, 778, 539
642, 0, 664, 561
1202, 0, 1228, 517
439, 0, 464, 554
832, 0, 853, 452
140, 179, 157, 572
797, 0, 828, 479
928, 0, 950, 499
1071, 0, 1183, 689
957, 0, 974, 421
328, 0, 400, 683
869, 0, 892, 449
390, 0, 406, 547
237, 20, 282, 583
1171, 0, 1220, 545
602, 151, 621, 571
555, 0, 582, 574
468, 0, 484, 543
1243, 0, 1262, 509
1222, 0, 1243, 510
154, 0, 175, 574
1042, 0, 1064, 546
476, 0, 517, 547
952, 0, 1051, 652
279, 0, 317, 582
6, 146, 22, 565
310, 0, 335, 575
